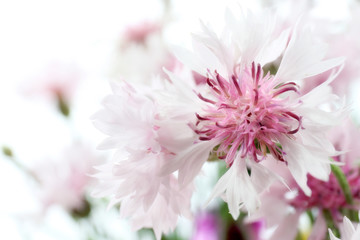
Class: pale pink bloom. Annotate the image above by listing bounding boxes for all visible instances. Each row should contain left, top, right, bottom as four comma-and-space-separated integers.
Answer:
329, 212, 360, 240
32, 142, 97, 213
123, 21, 161, 45
92, 82, 160, 152
94, 158, 192, 240
160, 8, 345, 217
21, 62, 81, 102
92, 81, 193, 239
111, 20, 178, 83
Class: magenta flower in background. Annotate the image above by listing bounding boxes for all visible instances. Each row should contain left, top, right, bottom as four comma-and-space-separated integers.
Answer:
247, 220, 266, 240
191, 212, 219, 240
247, 119, 360, 240
291, 168, 360, 212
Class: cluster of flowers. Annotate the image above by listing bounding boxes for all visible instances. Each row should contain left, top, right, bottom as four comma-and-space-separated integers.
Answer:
92, 5, 360, 240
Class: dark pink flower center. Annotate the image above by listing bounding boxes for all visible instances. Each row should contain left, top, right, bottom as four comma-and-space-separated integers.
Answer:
195, 62, 302, 165
290, 167, 360, 209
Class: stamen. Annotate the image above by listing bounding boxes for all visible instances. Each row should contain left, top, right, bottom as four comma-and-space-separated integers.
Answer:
255, 63, 261, 87
273, 82, 299, 97
215, 71, 229, 96
194, 129, 211, 134
251, 62, 256, 80
197, 93, 216, 104
206, 78, 221, 95
199, 136, 212, 141
215, 122, 236, 128
253, 89, 259, 105
195, 113, 210, 121
231, 75, 242, 96
284, 111, 303, 134
218, 103, 237, 110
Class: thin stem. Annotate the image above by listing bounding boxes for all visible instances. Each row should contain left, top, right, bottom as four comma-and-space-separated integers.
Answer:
323, 209, 340, 239
306, 210, 315, 225
2, 146, 40, 184
331, 164, 353, 205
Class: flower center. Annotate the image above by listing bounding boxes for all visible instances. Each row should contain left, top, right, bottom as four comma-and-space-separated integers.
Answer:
195, 62, 302, 165
290, 168, 360, 210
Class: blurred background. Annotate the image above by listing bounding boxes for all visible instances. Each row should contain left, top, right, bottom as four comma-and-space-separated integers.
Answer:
0, 0, 359, 239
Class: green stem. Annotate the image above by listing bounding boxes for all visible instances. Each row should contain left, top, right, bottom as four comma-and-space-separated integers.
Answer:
331, 164, 353, 204
323, 209, 340, 239
2, 146, 40, 184
306, 210, 315, 225
342, 208, 359, 222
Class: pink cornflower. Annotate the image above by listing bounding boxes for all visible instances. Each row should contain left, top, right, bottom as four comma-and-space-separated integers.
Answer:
112, 20, 178, 84
92, 81, 194, 240
123, 21, 161, 45
159, 8, 346, 218
291, 165, 360, 211
92, 7, 348, 238
21, 62, 81, 103
20, 62, 82, 116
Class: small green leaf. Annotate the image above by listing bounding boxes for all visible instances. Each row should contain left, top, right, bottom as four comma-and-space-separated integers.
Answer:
2, 146, 13, 157
56, 93, 70, 117
323, 209, 340, 239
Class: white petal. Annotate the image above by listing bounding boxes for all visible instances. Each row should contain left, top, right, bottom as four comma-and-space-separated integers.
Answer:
225, 8, 276, 66
159, 140, 216, 187
192, 21, 233, 76
171, 41, 223, 77
342, 216, 356, 239
281, 136, 332, 196
276, 20, 344, 82
269, 212, 301, 240
351, 227, 360, 240
206, 155, 260, 218
258, 28, 291, 66
248, 160, 287, 193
